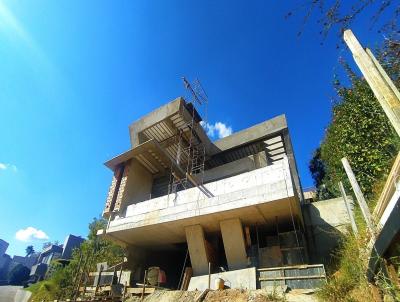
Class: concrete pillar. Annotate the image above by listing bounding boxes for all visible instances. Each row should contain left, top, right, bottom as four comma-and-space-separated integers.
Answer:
185, 225, 211, 276
220, 218, 248, 270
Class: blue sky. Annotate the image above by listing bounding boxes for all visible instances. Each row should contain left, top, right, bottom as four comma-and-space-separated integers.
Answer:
0, 1, 390, 256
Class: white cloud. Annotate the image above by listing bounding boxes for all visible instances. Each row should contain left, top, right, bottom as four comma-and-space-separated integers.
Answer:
0, 162, 17, 172
200, 121, 233, 139
214, 122, 233, 138
15, 227, 49, 242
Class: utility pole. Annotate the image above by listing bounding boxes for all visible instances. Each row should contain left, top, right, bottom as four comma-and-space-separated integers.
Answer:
341, 157, 375, 234
338, 181, 358, 235
343, 29, 400, 137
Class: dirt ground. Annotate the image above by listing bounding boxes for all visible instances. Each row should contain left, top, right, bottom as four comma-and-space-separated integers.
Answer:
125, 288, 318, 302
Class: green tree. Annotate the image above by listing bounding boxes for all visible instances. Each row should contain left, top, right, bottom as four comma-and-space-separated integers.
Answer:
25, 245, 35, 256
28, 217, 125, 301
8, 264, 30, 285
310, 49, 400, 204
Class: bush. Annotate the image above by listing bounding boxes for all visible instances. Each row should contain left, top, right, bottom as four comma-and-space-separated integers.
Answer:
8, 264, 30, 285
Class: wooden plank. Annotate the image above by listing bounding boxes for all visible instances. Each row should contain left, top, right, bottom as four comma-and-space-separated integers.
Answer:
343, 29, 400, 137
373, 152, 400, 220
257, 264, 324, 271
195, 289, 210, 302
126, 287, 155, 295
180, 267, 193, 290
338, 181, 359, 235
341, 157, 376, 234
259, 275, 326, 281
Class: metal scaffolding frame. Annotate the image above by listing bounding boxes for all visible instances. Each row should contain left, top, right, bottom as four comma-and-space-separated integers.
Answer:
168, 77, 209, 197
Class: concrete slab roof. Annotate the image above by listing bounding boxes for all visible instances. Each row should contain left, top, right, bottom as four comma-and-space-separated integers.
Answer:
213, 114, 287, 152
104, 139, 186, 177
128, 97, 216, 154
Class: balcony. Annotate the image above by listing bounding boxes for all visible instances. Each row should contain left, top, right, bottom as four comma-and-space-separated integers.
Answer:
104, 156, 302, 247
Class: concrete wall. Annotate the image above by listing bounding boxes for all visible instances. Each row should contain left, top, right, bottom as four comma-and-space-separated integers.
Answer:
111, 159, 294, 231
303, 197, 353, 264
119, 159, 153, 215
203, 156, 262, 184
188, 267, 257, 290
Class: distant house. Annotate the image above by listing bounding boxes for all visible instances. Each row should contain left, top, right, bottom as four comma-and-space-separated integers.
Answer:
11, 253, 39, 270
29, 244, 62, 282
0, 239, 8, 258
61, 234, 85, 260
0, 239, 11, 285
29, 234, 85, 283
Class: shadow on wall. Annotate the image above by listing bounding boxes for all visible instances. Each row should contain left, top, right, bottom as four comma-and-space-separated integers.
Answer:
303, 197, 352, 265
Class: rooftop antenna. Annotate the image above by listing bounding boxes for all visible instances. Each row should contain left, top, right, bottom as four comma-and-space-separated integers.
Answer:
182, 77, 208, 106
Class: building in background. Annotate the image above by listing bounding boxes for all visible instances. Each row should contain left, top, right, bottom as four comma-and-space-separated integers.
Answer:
29, 234, 84, 283
0, 239, 8, 259
0, 239, 11, 285
11, 253, 39, 271
29, 244, 62, 283
61, 234, 85, 260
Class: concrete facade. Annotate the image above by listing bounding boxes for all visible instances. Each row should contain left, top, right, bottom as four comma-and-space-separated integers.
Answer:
99, 97, 307, 288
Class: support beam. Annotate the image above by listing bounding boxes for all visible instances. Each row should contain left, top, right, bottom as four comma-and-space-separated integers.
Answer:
338, 181, 358, 235
220, 218, 248, 270
185, 225, 211, 276
343, 29, 400, 137
341, 157, 375, 234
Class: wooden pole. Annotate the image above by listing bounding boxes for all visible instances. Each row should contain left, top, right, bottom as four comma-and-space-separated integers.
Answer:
341, 157, 375, 234
338, 181, 359, 235
343, 29, 400, 137
208, 262, 211, 289
94, 264, 103, 296
141, 269, 148, 302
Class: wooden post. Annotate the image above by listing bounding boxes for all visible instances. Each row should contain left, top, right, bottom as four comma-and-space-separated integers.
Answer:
208, 262, 211, 289
141, 269, 148, 302
95, 264, 103, 296
338, 181, 359, 235
343, 29, 400, 137
341, 157, 375, 234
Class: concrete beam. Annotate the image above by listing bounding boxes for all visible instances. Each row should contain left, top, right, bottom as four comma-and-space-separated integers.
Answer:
220, 218, 248, 270
185, 225, 211, 276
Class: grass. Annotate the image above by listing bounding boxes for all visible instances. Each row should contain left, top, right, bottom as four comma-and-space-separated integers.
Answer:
317, 225, 400, 302
26, 279, 60, 302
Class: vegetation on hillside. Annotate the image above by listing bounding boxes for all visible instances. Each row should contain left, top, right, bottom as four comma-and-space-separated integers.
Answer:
308, 21, 400, 302
309, 39, 400, 203
28, 217, 124, 302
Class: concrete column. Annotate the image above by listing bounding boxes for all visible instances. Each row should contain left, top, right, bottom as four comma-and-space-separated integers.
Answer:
185, 225, 210, 276
220, 218, 248, 270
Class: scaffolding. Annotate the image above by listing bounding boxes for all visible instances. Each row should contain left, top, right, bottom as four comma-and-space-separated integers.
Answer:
168, 77, 209, 197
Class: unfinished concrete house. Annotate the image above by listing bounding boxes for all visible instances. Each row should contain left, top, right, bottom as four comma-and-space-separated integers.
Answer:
99, 92, 328, 290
